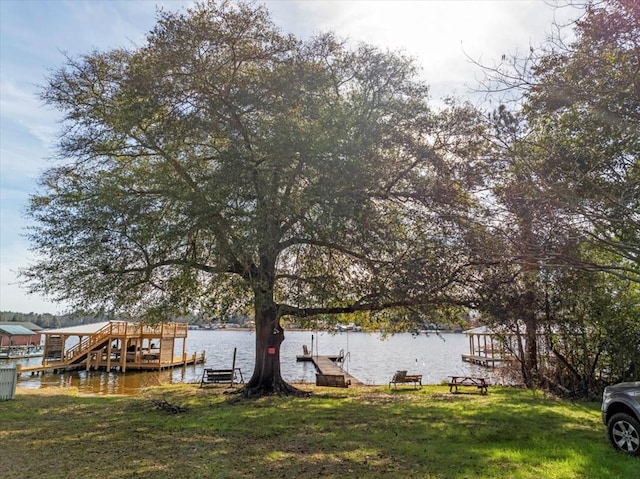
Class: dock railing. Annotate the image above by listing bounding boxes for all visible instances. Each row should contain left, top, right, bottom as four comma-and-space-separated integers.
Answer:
60, 322, 190, 364
64, 323, 114, 362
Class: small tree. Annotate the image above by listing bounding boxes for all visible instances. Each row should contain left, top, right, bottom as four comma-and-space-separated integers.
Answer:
544, 263, 640, 396
23, 0, 478, 396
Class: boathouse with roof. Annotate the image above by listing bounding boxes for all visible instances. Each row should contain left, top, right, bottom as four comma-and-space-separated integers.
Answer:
18, 321, 204, 375
462, 326, 516, 367
0, 323, 44, 358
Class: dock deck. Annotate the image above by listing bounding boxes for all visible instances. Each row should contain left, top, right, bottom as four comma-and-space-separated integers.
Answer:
18, 352, 205, 375
300, 352, 365, 387
461, 353, 513, 367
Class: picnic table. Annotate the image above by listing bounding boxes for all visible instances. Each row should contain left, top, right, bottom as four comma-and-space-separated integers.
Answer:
448, 376, 489, 394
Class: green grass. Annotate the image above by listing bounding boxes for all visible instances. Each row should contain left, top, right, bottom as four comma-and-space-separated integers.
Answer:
1, 384, 637, 478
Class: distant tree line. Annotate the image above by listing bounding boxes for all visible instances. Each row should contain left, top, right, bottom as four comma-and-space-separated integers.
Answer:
0, 310, 252, 329
0, 311, 107, 329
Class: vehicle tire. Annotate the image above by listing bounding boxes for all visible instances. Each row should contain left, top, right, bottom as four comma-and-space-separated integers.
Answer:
607, 412, 640, 456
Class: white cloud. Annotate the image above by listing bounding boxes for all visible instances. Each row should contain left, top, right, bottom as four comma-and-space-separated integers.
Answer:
266, 0, 581, 100
0, 270, 66, 315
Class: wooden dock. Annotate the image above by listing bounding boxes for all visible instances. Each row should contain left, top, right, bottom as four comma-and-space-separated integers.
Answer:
300, 352, 365, 387
17, 321, 205, 376
461, 353, 513, 367
463, 327, 517, 368
18, 352, 205, 376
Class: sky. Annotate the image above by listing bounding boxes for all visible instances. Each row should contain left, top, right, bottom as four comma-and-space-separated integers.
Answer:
0, 0, 583, 314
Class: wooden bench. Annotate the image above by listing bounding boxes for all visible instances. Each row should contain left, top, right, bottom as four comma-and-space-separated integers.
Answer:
389, 370, 422, 388
200, 368, 244, 387
448, 376, 489, 394
316, 373, 350, 388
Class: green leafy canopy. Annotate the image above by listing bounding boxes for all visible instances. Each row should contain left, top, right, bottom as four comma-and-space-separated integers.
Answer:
23, 0, 480, 324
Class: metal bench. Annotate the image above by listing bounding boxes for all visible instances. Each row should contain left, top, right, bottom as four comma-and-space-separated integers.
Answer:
200, 368, 244, 387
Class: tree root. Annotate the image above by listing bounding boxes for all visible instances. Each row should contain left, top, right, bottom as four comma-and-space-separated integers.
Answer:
236, 380, 310, 399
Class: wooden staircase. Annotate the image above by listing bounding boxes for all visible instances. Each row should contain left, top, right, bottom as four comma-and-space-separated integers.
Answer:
58, 323, 113, 365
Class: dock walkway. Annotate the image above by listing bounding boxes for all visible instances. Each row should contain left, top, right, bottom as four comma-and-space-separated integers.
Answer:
461, 354, 513, 367
18, 352, 204, 376
305, 354, 365, 387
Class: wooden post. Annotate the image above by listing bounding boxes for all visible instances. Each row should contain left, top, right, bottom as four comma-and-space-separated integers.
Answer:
42, 335, 49, 365
61, 335, 67, 361
491, 335, 496, 366
231, 347, 237, 386
120, 339, 127, 372
106, 338, 112, 371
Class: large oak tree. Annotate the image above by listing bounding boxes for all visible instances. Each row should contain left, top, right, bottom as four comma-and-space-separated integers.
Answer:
22, 1, 478, 395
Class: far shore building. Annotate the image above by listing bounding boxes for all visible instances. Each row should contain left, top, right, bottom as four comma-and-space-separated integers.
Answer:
0, 322, 44, 358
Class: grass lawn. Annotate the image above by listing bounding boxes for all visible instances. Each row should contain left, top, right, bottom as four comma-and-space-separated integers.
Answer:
1, 384, 637, 478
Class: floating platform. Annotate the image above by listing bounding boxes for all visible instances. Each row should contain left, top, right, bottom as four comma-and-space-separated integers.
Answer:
296, 353, 343, 362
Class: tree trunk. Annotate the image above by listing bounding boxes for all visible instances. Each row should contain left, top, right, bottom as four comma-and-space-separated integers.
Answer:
522, 313, 539, 388
242, 284, 301, 397
519, 262, 539, 389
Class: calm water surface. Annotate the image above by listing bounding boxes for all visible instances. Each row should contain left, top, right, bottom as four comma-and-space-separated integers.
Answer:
11, 330, 494, 394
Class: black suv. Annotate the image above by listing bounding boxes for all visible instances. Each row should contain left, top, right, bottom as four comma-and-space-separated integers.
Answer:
602, 381, 640, 456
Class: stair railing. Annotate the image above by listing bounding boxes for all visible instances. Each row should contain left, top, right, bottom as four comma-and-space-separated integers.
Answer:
64, 323, 115, 363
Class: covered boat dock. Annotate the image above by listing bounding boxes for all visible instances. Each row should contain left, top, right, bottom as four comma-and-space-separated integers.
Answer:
462, 326, 516, 367
17, 321, 204, 375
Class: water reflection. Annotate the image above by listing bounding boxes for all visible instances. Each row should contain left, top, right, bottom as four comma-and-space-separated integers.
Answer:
11, 330, 495, 394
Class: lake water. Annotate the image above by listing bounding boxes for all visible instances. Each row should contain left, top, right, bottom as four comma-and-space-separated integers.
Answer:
10, 330, 496, 394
